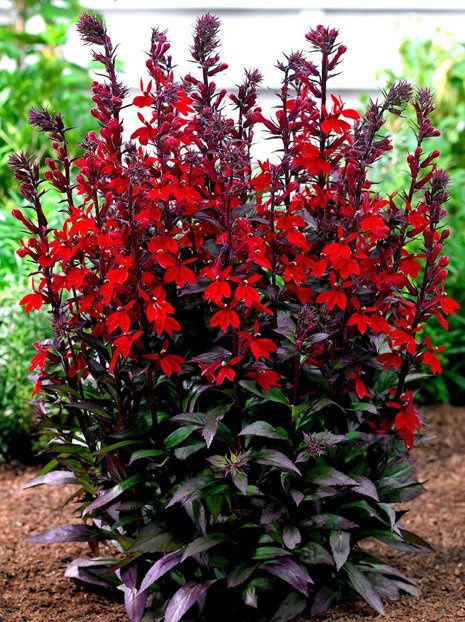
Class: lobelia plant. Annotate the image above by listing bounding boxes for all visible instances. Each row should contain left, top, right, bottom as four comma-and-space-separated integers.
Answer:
12, 13, 457, 622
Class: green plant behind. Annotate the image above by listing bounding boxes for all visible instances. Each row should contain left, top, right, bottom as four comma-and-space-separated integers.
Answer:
0, 0, 96, 458
376, 34, 465, 404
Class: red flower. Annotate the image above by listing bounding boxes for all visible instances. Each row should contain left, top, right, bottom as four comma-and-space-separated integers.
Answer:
347, 312, 369, 334
439, 294, 459, 316
378, 351, 403, 370
29, 342, 52, 372
316, 274, 348, 311
390, 328, 418, 356
394, 407, 421, 450
144, 342, 185, 377
210, 305, 240, 331
195, 355, 242, 386
361, 214, 389, 239
233, 275, 261, 307
109, 331, 143, 373
321, 95, 359, 134
347, 369, 372, 399
422, 336, 445, 374
246, 368, 281, 391
146, 288, 180, 336
20, 291, 43, 313
368, 314, 390, 335
292, 140, 331, 175
133, 80, 154, 107
239, 326, 277, 361
164, 260, 197, 288
106, 301, 136, 335
130, 112, 157, 145
203, 267, 233, 304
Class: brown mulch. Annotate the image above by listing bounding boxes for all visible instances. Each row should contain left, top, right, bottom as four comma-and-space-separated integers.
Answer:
0, 406, 464, 622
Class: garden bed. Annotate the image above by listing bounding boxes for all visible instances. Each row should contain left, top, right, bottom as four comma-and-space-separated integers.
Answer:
0, 405, 464, 622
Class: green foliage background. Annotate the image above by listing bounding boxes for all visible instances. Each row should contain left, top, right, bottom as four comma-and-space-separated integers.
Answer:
0, 0, 97, 458
373, 33, 465, 405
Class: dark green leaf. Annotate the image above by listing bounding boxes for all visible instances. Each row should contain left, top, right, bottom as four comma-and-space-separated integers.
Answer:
128, 523, 179, 554
174, 441, 204, 460
343, 562, 385, 615
227, 562, 258, 588
164, 425, 197, 449
181, 533, 228, 561
129, 449, 166, 465
270, 591, 307, 622
252, 546, 289, 560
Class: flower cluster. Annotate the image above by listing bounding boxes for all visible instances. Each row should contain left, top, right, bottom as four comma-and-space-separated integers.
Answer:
13, 13, 455, 622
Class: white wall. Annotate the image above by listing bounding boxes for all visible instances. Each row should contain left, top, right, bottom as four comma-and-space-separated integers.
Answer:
71, 1, 465, 99
52, 0, 459, 160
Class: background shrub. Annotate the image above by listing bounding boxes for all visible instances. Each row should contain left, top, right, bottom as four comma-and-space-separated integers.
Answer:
0, 280, 49, 457
376, 34, 465, 404
0, 0, 97, 458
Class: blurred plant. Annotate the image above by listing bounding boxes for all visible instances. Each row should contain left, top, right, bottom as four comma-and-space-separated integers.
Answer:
0, 0, 96, 277
0, 280, 50, 458
376, 33, 465, 404
0, 0, 96, 457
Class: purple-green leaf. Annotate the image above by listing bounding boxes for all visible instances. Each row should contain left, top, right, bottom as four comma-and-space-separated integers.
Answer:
297, 542, 334, 567
181, 533, 227, 561
64, 557, 117, 589
283, 526, 301, 550
139, 550, 183, 593
301, 514, 358, 530
239, 421, 289, 441
202, 411, 220, 448
352, 475, 379, 500
263, 557, 313, 595
308, 466, 357, 487
254, 449, 301, 475
166, 475, 213, 508
252, 546, 290, 560
231, 469, 248, 495
124, 585, 147, 622
23, 470, 78, 489
164, 580, 216, 622
329, 530, 350, 571
120, 566, 147, 622
243, 584, 258, 608
83, 474, 141, 516
311, 585, 342, 616
128, 522, 179, 554
26, 524, 108, 544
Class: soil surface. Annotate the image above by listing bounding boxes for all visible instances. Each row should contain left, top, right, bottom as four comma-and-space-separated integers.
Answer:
0, 405, 464, 622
